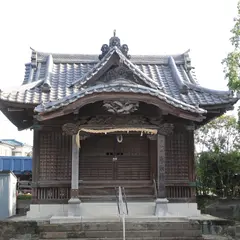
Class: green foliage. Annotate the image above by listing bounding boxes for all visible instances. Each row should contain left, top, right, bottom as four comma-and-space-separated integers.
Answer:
17, 194, 32, 200
195, 115, 240, 153
222, 1, 240, 91
195, 115, 240, 198
196, 151, 240, 197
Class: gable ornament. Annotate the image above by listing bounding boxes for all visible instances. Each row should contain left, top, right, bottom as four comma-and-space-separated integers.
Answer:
103, 100, 139, 114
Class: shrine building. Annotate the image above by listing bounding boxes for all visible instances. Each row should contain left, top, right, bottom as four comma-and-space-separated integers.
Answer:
0, 33, 238, 218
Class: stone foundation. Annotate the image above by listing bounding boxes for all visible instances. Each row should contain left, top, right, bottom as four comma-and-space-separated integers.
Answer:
1, 215, 237, 239
0, 218, 204, 239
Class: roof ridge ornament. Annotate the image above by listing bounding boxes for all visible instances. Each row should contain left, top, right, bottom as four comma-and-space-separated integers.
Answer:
30, 47, 37, 69
99, 30, 131, 60
183, 49, 193, 72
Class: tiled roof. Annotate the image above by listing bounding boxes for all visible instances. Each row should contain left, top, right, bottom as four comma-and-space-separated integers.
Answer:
0, 139, 23, 147
0, 45, 237, 116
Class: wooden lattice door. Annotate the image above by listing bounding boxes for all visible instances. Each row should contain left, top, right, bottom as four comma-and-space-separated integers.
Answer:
79, 135, 150, 181
79, 134, 153, 199
79, 135, 115, 180
115, 135, 150, 181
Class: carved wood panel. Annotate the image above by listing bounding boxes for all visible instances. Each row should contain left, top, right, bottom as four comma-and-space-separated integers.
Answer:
165, 132, 189, 181
39, 131, 72, 180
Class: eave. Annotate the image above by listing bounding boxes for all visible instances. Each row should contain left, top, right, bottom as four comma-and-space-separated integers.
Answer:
0, 99, 36, 130
35, 92, 206, 123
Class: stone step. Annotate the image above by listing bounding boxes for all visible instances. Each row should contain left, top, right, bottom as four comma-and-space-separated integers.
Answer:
39, 221, 201, 232
236, 225, 240, 237
40, 238, 204, 240
39, 229, 202, 239
203, 235, 234, 240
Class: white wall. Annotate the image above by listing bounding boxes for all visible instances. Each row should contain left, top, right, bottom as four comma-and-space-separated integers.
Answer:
12, 145, 32, 156
9, 173, 17, 217
0, 172, 17, 219
0, 143, 32, 156
0, 144, 12, 156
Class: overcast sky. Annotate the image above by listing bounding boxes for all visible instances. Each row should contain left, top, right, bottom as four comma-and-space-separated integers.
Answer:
0, 0, 238, 145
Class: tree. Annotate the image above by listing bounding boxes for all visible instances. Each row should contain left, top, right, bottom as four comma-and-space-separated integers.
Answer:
195, 115, 240, 197
195, 115, 240, 153
196, 151, 240, 197
222, 1, 240, 91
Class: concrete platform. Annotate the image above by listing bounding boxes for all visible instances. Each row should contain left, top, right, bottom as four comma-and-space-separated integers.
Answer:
49, 215, 192, 224
26, 201, 201, 218
7, 213, 227, 223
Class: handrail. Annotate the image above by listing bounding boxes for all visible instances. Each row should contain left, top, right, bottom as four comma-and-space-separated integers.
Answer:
115, 187, 120, 214
122, 187, 129, 215
153, 178, 158, 199
118, 186, 126, 240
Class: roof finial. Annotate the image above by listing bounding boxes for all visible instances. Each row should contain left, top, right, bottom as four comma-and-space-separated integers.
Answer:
98, 31, 131, 60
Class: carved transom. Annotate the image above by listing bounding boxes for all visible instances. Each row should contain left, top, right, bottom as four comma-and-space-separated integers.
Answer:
103, 100, 139, 114
81, 115, 159, 126
62, 123, 79, 135
61, 116, 173, 136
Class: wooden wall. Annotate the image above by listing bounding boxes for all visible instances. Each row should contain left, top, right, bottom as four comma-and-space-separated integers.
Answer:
165, 130, 195, 200
38, 130, 72, 181
166, 131, 193, 181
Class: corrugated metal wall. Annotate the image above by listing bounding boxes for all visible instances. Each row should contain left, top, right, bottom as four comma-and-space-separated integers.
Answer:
0, 157, 32, 174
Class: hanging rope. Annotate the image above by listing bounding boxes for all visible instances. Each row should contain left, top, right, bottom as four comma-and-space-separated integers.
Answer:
75, 127, 158, 148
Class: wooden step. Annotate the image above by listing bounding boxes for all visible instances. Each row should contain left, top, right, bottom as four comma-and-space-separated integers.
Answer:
79, 194, 155, 200
79, 184, 153, 189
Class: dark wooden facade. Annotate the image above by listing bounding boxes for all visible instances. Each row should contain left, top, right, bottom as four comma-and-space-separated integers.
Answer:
31, 104, 196, 203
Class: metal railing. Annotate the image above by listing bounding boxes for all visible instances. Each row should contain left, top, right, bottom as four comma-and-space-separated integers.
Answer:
115, 186, 128, 215
115, 187, 120, 214
115, 186, 128, 240
122, 187, 129, 215
153, 178, 158, 199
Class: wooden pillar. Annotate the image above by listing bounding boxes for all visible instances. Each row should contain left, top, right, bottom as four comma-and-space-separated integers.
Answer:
61, 123, 81, 216
157, 134, 166, 198
31, 130, 40, 204
68, 134, 81, 216
156, 123, 174, 199
155, 123, 173, 216
70, 134, 80, 199
61, 122, 81, 202
188, 129, 196, 200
